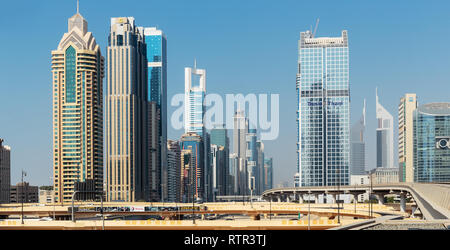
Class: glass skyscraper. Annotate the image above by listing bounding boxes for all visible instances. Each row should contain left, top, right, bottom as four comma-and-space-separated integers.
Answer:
296, 30, 350, 187
414, 103, 450, 183
144, 27, 168, 201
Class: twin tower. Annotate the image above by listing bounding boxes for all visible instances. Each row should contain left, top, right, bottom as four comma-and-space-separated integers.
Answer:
51, 12, 166, 203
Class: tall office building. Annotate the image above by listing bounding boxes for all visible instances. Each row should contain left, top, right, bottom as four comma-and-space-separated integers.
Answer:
256, 140, 264, 194
211, 144, 227, 200
376, 88, 394, 168
351, 100, 366, 175
105, 17, 148, 202
51, 9, 104, 202
144, 27, 167, 202
180, 132, 204, 202
263, 157, 273, 191
148, 101, 159, 201
296, 30, 350, 187
246, 128, 258, 193
399, 94, 417, 182
229, 153, 239, 195
414, 103, 450, 183
167, 140, 181, 202
185, 61, 206, 137
0, 139, 10, 204
233, 110, 249, 194
211, 124, 230, 195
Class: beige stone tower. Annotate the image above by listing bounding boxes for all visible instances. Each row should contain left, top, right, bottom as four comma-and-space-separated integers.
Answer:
398, 94, 417, 182
51, 10, 104, 203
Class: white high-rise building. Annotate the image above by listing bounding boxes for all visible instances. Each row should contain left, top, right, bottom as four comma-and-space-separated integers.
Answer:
376, 88, 394, 168
351, 100, 366, 175
185, 61, 206, 137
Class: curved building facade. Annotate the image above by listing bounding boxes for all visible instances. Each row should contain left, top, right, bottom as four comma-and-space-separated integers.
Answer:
414, 103, 450, 183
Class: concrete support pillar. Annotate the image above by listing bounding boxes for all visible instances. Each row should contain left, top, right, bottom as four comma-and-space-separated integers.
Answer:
411, 206, 418, 218
298, 194, 304, 204
277, 197, 281, 203
375, 194, 384, 205
314, 194, 319, 204
330, 194, 336, 204
400, 193, 406, 213
201, 214, 205, 220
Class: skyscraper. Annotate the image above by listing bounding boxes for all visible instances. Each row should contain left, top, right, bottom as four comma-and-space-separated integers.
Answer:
52, 9, 104, 202
296, 30, 350, 187
263, 157, 273, 191
246, 128, 258, 193
105, 17, 148, 202
185, 61, 206, 137
0, 139, 10, 204
351, 100, 366, 175
233, 110, 248, 194
144, 27, 167, 202
376, 88, 394, 168
414, 103, 450, 183
399, 94, 417, 182
256, 140, 264, 195
180, 132, 204, 202
211, 124, 230, 194
211, 144, 227, 200
167, 140, 181, 202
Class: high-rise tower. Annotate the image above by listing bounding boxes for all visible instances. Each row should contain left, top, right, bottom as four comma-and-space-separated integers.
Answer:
376, 88, 394, 168
351, 100, 366, 175
105, 17, 148, 202
185, 61, 206, 137
51, 9, 104, 202
144, 27, 167, 202
296, 30, 350, 187
399, 94, 417, 182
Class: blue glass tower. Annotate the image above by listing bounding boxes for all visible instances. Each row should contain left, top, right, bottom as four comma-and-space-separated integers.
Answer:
414, 103, 450, 183
296, 30, 350, 187
144, 27, 167, 201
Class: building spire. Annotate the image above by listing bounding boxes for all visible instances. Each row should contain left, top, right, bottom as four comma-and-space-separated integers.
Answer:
194, 58, 197, 70
77, 0, 79, 14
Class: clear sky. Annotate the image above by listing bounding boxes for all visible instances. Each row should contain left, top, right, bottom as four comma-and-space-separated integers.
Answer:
1, 0, 450, 187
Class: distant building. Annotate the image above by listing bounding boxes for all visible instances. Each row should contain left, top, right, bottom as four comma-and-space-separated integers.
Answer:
399, 94, 417, 182
414, 103, 450, 183
229, 153, 239, 195
180, 133, 204, 202
256, 141, 264, 195
211, 124, 230, 195
233, 110, 248, 194
211, 144, 227, 200
167, 140, 181, 202
39, 189, 55, 204
263, 157, 273, 191
351, 100, 366, 175
369, 168, 399, 185
246, 128, 258, 194
10, 182, 39, 203
350, 175, 369, 202
0, 139, 10, 204
185, 61, 206, 137
296, 30, 350, 187
376, 89, 394, 168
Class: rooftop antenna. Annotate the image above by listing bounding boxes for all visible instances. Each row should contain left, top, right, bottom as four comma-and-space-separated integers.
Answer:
194, 58, 197, 70
363, 98, 366, 126
77, 0, 79, 14
312, 18, 320, 38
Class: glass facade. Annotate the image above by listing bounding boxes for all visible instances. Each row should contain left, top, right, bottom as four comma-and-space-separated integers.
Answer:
414, 103, 450, 182
296, 30, 350, 187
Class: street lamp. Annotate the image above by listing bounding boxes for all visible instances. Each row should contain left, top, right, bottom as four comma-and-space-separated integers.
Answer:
21, 170, 26, 225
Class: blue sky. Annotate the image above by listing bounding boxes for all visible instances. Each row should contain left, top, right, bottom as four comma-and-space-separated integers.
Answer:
1, 0, 450, 187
